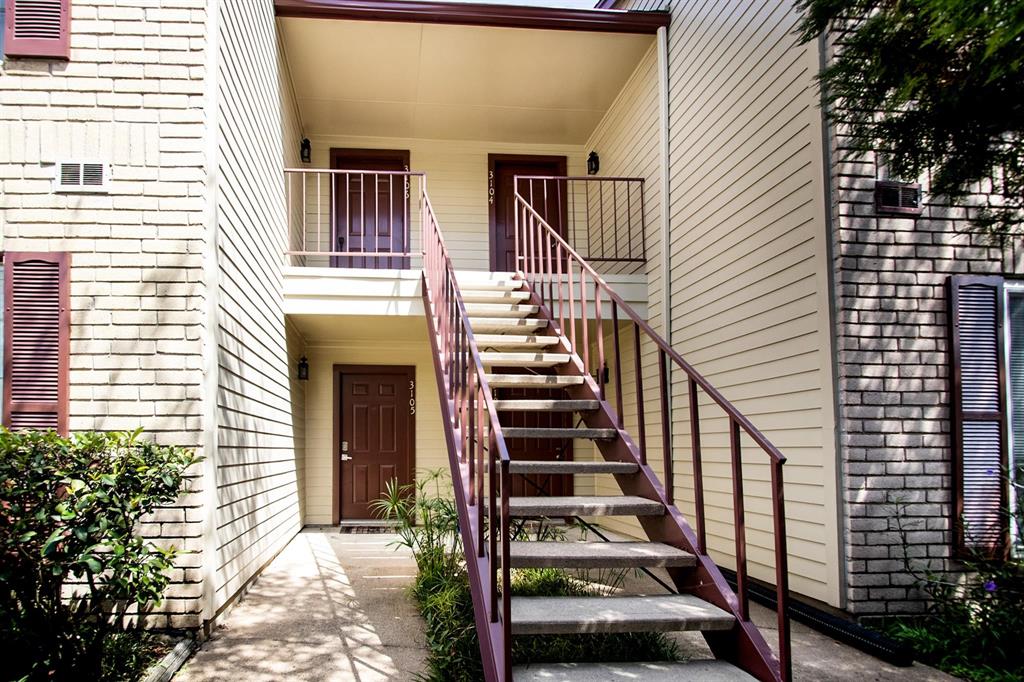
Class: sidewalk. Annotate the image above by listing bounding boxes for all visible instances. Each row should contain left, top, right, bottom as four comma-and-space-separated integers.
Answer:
176, 530, 426, 682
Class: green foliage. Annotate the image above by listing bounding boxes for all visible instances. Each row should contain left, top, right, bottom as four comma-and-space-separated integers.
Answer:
795, 0, 1024, 238
373, 471, 680, 681
888, 492, 1024, 682
0, 429, 199, 681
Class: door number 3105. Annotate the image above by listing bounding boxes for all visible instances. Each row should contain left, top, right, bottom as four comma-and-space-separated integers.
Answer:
409, 380, 416, 415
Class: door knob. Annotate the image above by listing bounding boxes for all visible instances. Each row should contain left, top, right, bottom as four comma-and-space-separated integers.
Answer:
341, 454, 352, 462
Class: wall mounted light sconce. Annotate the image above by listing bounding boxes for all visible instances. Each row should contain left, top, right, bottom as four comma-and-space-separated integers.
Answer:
297, 356, 309, 381
587, 151, 600, 176
300, 138, 311, 164
591, 362, 610, 385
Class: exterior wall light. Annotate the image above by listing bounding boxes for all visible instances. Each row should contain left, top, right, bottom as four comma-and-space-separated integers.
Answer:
300, 138, 311, 164
297, 356, 309, 381
587, 151, 600, 175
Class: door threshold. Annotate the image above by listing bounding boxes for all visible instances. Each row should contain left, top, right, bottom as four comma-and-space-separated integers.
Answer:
337, 520, 401, 528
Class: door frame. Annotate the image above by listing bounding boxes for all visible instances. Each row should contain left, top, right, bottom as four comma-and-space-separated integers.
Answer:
332, 363, 417, 524
487, 153, 568, 271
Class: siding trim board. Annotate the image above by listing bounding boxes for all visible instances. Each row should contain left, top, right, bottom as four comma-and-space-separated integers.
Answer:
274, 0, 670, 34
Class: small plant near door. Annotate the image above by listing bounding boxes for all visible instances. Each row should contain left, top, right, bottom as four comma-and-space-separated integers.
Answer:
372, 470, 680, 681
0, 429, 198, 681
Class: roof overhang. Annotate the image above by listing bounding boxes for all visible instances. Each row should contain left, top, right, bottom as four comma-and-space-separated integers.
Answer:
274, 0, 669, 34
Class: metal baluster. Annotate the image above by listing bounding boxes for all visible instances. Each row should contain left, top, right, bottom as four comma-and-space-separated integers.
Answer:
634, 323, 646, 465
612, 301, 623, 429
595, 279, 604, 401
659, 349, 672, 505
731, 417, 748, 621
689, 377, 706, 553
773, 459, 792, 682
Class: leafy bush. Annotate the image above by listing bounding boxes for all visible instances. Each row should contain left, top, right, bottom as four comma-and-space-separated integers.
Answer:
888, 485, 1024, 682
0, 429, 198, 681
373, 470, 680, 681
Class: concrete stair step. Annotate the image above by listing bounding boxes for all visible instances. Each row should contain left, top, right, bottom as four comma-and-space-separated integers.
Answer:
510, 594, 734, 635
455, 272, 521, 290
502, 427, 616, 440
508, 495, 663, 517
464, 303, 539, 318
474, 334, 559, 349
508, 541, 696, 569
484, 373, 583, 388
494, 399, 599, 412
461, 290, 532, 303
470, 318, 548, 333
507, 460, 638, 475
481, 352, 571, 368
512, 660, 756, 681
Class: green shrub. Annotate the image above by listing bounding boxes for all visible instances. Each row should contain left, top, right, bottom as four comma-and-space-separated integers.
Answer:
888, 486, 1024, 682
0, 429, 198, 681
373, 470, 681, 681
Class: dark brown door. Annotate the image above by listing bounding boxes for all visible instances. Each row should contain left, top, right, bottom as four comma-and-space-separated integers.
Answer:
331, 148, 410, 269
340, 370, 413, 520
489, 155, 568, 272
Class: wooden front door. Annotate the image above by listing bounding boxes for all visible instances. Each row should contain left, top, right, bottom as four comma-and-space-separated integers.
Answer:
331, 148, 410, 269
337, 367, 415, 521
489, 154, 568, 272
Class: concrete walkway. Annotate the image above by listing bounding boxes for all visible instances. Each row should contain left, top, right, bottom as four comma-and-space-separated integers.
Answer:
177, 530, 426, 682
177, 529, 953, 682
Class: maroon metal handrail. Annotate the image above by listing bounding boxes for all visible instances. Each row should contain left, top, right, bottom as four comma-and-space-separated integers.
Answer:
514, 186, 792, 682
420, 190, 513, 681
283, 167, 422, 269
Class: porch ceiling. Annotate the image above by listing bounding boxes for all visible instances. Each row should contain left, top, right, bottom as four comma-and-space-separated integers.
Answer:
278, 17, 654, 143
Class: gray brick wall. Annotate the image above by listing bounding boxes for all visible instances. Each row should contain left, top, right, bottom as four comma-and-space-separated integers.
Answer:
830, 129, 1024, 617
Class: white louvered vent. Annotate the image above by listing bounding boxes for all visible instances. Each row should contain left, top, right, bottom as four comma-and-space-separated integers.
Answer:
53, 161, 110, 193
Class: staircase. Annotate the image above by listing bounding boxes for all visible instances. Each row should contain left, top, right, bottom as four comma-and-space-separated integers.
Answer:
421, 184, 791, 681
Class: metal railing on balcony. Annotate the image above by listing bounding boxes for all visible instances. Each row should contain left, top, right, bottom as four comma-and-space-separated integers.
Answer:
284, 168, 425, 269
513, 189, 792, 682
514, 175, 646, 274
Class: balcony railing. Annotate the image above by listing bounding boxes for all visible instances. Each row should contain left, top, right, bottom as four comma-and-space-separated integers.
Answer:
284, 167, 425, 269
514, 175, 646, 275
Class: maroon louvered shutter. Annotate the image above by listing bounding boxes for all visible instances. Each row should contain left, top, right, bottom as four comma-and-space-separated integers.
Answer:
948, 274, 1009, 558
3, 252, 70, 435
3, 0, 71, 60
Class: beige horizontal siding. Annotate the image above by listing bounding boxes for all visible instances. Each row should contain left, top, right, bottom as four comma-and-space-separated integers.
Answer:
663, 0, 839, 605
211, 0, 305, 610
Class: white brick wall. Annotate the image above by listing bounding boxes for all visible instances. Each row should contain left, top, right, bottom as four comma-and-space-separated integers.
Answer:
0, 0, 209, 629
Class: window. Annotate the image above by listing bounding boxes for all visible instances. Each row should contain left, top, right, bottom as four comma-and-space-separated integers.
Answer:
948, 275, 1022, 559
1005, 285, 1024, 553
1, 252, 70, 435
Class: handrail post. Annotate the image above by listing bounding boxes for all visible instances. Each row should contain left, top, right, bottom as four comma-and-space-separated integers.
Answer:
730, 417, 749, 621
773, 459, 791, 682
688, 377, 706, 553
658, 349, 672, 505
